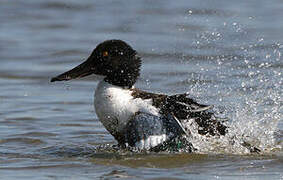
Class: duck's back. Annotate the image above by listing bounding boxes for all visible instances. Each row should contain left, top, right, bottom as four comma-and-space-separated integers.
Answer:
131, 89, 228, 136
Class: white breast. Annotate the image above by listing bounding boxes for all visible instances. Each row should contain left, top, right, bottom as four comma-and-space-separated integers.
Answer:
94, 80, 159, 134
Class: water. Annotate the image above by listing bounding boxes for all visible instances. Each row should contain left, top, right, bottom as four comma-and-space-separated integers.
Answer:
0, 0, 282, 179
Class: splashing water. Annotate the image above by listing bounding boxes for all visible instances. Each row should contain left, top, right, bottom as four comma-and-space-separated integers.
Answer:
184, 92, 281, 154
183, 62, 282, 155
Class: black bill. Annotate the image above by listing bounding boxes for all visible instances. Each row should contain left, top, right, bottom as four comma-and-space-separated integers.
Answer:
51, 57, 95, 82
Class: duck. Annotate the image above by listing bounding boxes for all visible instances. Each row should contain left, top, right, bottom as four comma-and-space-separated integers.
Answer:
51, 39, 250, 152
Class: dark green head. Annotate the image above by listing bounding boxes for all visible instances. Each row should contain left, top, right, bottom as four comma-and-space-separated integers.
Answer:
51, 39, 141, 88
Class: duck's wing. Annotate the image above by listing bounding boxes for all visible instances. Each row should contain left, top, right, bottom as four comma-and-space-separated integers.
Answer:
165, 93, 228, 136
131, 89, 227, 136
123, 111, 193, 151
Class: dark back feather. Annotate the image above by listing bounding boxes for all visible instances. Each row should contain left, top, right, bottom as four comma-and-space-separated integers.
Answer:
131, 89, 227, 136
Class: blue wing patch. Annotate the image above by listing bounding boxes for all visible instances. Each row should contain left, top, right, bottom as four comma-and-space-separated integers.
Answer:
124, 112, 193, 151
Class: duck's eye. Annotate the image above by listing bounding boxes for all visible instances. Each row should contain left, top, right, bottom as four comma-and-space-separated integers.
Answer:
103, 51, 108, 57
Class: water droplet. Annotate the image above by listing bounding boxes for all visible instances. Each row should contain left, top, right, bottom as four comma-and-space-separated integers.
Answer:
258, 38, 264, 42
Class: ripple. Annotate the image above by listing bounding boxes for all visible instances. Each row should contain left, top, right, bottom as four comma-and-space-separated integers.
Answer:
0, 138, 44, 145
91, 153, 211, 168
0, 73, 45, 81
14, 132, 57, 137
70, 130, 107, 135
39, 2, 93, 11
5, 117, 37, 121
141, 51, 253, 63
49, 49, 86, 57
166, 77, 214, 87
101, 170, 134, 179
58, 123, 91, 127
0, 163, 86, 170
185, 8, 234, 16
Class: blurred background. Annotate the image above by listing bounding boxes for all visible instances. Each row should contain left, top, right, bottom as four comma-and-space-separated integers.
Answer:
0, 0, 282, 179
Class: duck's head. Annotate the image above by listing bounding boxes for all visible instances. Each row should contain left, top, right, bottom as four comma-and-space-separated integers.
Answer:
51, 39, 141, 88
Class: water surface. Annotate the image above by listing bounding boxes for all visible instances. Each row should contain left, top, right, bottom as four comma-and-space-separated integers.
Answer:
0, 0, 282, 179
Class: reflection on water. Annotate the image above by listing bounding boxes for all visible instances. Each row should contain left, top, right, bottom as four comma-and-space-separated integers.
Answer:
0, 0, 282, 179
